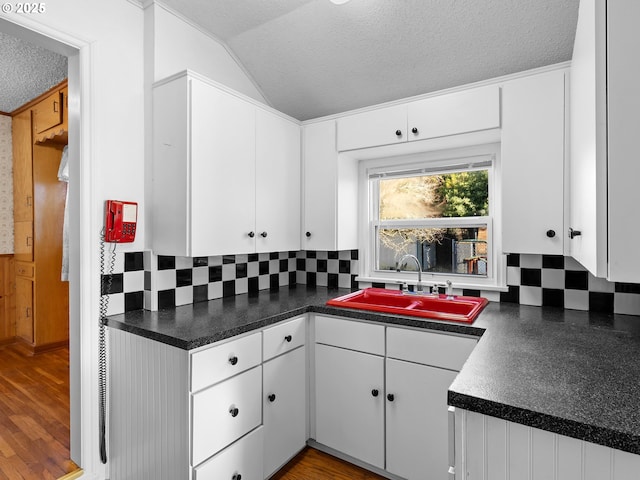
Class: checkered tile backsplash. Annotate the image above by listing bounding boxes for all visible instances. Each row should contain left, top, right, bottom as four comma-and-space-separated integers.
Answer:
101, 250, 640, 317
501, 253, 640, 315
101, 249, 358, 315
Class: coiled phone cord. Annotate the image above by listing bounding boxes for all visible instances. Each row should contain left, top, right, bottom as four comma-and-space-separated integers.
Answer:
98, 229, 115, 464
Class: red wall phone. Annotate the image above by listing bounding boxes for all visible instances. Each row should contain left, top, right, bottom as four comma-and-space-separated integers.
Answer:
104, 200, 138, 243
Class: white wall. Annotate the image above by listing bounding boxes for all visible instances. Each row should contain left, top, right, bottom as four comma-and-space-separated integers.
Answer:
150, 2, 268, 104
0, 115, 12, 254
2, 2, 145, 479
2, 0, 147, 251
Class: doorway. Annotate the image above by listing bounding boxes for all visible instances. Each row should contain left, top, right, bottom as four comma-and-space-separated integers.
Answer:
0, 18, 83, 479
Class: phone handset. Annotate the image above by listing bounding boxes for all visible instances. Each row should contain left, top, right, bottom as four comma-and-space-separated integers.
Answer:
104, 200, 137, 243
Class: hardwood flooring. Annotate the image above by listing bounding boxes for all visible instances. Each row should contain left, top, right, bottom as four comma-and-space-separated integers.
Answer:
271, 448, 388, 480
0, 345, 78, 479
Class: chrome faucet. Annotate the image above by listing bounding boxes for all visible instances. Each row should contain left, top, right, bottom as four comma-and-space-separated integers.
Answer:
396, 254, 423, 293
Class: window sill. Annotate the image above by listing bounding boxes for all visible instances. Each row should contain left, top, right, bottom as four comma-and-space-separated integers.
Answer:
355, 276, 509, 293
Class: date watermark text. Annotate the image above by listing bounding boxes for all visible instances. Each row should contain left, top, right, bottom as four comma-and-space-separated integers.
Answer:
1, 2, 46, 14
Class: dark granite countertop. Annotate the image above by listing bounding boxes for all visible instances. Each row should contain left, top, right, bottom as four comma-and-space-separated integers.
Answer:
450, 301, 640, 455
105, 285, 640, 455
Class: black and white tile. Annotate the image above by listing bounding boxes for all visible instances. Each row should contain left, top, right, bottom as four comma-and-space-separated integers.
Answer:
101, 250, 640, 317
295, 250, 359, 289
101, 251, 145, 316
501, 253, 640, 315
144, 251, 298, 310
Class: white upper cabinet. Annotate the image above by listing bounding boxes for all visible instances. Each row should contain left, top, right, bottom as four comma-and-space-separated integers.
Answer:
570, 0, 640, 281
337, 104, 407, 151
407, 85, 500, 141
336, 85, 500, 152
501, 69, 566, 255
151, 71, 301, 257
302, 120, 358, 251
255, 109, 301, 253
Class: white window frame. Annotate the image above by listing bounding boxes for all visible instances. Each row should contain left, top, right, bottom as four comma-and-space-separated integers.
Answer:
357, 143, 505, 291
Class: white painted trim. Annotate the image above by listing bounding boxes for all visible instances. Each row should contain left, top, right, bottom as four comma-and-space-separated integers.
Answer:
154, 69, 300, 125
0, 14, 105, 480
126, 0, 144, 9
357, 142, 504, 292
150, 0, 273, 108
302, 61, 572, 125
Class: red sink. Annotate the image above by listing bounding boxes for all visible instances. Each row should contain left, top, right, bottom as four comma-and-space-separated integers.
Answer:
326, 288, 488, 324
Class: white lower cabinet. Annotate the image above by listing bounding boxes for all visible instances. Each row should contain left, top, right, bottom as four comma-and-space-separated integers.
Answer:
313, 316, 477, 480
386, 359, 457, 480
194, 427, 264, 480
110, 314, 486, 480
315, 343, 385, 468
263, 345, 307, 478
455, 409, 640, 480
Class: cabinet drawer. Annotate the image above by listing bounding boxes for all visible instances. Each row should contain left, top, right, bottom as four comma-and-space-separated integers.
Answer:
33, 90, 63, 134
15, 262, 33, 278
315, 315, 385, 355
191, 332, 261, 392
263, 316, 306, 361
194, 426, 263, 480
192, 366, 262, 466
387, 327, 477, 371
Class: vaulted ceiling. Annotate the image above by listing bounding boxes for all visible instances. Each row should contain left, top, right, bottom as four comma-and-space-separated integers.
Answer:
161, 0, 580, 120
0, 0, 580, 120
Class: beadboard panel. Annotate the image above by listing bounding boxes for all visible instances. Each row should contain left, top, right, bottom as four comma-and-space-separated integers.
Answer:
456, 409, 640, 480
109, 328, 189, 480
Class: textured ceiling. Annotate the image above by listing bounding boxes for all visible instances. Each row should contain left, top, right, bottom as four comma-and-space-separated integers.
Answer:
161, 0, 579, 121
0, 31, 68, 113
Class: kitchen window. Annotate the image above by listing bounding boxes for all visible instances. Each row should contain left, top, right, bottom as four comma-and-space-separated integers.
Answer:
360, 144, 503, 289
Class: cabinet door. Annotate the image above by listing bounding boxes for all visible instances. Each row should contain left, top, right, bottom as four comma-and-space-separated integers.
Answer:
605, 0, 640, 282
33, 90, 63, 134
569, 0, 608, 277
386, 359, 456, 480
263, 346, 306, 478
315, 343, 384, 468
408, 85, 500, 141
190, 79, 257, 257
12, 109, 33, 222
302, 121, 358, 251
255, 109, 301, 253
302, 121, 338, 250
15, 276, 33, 343
502, 70, 566, 255
337, 104, 407, 151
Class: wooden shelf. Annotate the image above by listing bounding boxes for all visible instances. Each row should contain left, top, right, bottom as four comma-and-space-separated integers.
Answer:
34, 127, 68, 146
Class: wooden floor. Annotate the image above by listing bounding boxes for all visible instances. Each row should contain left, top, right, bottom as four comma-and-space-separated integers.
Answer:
0, 345, 78, 479
271, 448, 388, 480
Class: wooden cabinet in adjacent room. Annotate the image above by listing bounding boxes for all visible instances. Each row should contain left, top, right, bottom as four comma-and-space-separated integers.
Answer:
12, 80, 69, 354
0, 256, 16, 344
